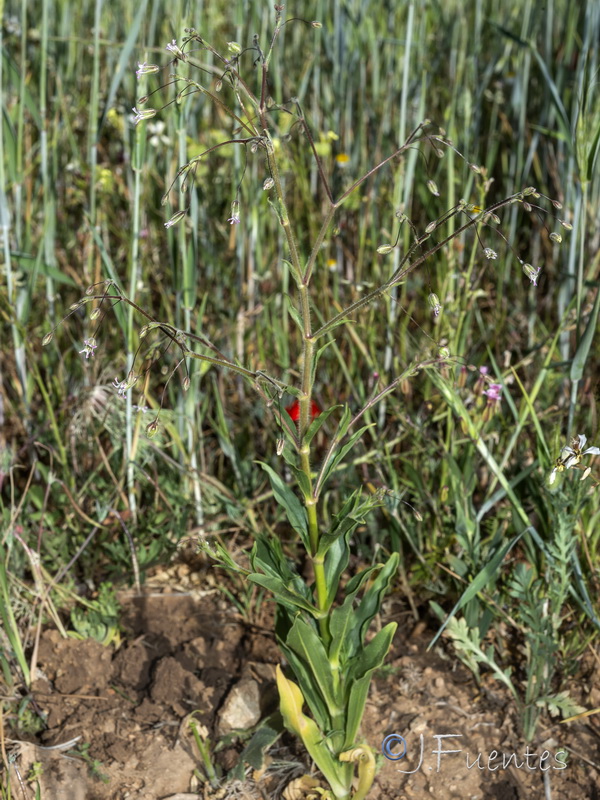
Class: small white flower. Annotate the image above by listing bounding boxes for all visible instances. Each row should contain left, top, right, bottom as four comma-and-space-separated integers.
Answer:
428, 292, 442, 317
132, 106, 157, 125
136, 62, 159, 79
166, 39, 187, 61
227, 199, 241, 225
79, 338, 98, 359
522, 262, 541, 286
113, 377, 128, 397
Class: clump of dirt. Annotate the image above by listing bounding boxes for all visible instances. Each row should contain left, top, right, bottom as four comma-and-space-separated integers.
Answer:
5, 579, 599, 799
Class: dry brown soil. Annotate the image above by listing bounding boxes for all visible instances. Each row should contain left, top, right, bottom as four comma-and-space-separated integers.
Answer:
5, 561, 600, 800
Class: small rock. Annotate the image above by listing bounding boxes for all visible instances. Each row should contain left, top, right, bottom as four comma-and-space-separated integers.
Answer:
217, 679, 261, 735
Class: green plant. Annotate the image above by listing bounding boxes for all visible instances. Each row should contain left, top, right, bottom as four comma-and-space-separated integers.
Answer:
440, 497, 588, 743
188, 714, 221, 790
68, 581, 120, 645
429, 412, 599, 741
40, 8, 580, 800
67, 742, 109, 784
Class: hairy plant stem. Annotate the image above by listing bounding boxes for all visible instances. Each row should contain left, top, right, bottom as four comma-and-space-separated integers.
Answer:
264, 117, 331, 639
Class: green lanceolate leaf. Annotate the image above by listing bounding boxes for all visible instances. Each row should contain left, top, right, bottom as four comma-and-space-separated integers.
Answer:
320, 489, 381, 608
304, 404, 340, 446
250, 534, 297, 582
347, 552, 399, 652
258, 462, 309, 550
309, 340, 335, 394
250, 536, 316, 615
236, 714, 282, 773
323, 529, 353, 610
585, 119, 600, 183
318, 489, 382, 560
344, 622, 397, 747
328, 565, 380, 665
282, 617, 342, 730
317, 424, 374, 496
570, 287, 600, 382
428, 530, 525, 649
278, 447, 313, 498
284, 293, 305, 333
276, 667, 351, 798
247, 574, 320, 617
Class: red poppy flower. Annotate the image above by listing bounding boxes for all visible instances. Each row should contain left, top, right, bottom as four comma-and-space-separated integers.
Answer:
285, 399, 321, 422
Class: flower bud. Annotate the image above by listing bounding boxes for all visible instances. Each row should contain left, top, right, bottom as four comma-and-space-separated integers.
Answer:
164, 210, 186, 229
136, 62, 160, 78
377, 244, 394, 255
483, 212, 500, 224
581, 466, 592, 482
